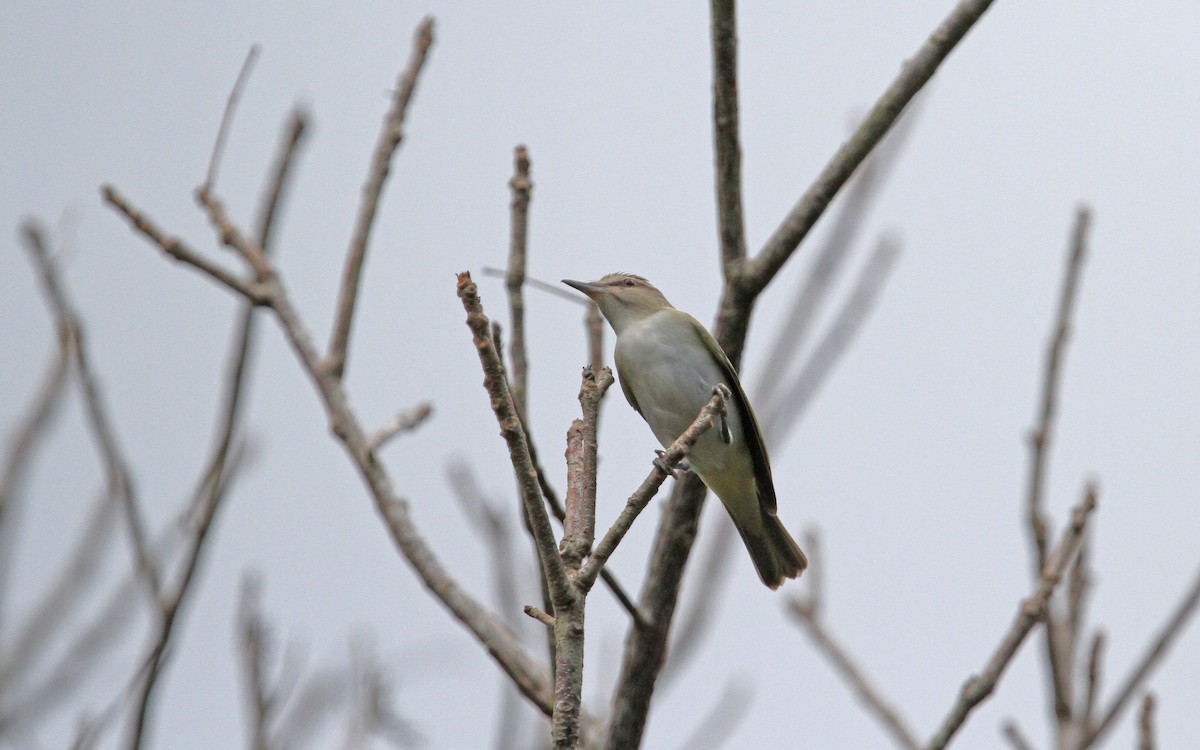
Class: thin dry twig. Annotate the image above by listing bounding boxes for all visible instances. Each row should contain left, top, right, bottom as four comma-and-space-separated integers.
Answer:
1025, 207, 1092, 725
578, 386, 728, 593
1137, 693, 1156, 750
1000, 721, 1035, 750
0, 322, 72, 621
762, 234, 901, 445
788, 531, 920, 750
1082, 631, 1105, 730
457, 272, 572, 608
505, 145, 533, 419
102, 186, 269, 304
367, 402, 433, 451
1086, 562, 1200, 747
753, 103, 919, 410
201, 46, 260, 193
20, 223, 161, 602
746, 0, 998, 295
444, 461, 528, 750
237, 575, 274, 750
925, 485, 1098, 750
325, 17, 435, 378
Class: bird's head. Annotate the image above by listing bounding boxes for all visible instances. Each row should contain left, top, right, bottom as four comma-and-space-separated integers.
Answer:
562, 273, 675, 333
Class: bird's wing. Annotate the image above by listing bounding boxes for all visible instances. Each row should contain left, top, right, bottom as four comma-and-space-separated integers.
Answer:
689, 317, 778, 515
617, 369, 644, 418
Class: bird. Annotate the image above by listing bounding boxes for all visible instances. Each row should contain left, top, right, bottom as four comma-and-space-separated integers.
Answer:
562, 273, 806, 588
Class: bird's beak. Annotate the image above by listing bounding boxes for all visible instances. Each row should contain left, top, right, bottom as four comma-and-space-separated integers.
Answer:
562, 279, 604, 299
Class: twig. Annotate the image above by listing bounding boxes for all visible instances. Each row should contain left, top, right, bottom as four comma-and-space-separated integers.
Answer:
444, 461, 527, 750
0, 490, 117, 692
505, 145, 533, 419
0, 321, 72, 624
1000, 721, 1035, 750
201, 46, 260, 193
710, 0, 747, 272
367, 402, 433, 451
762, 234, 901, 446
660, 516, 735, 685
255, 108, 310, 251
1025, 207, 1092, 725
20, 222, 162, 601
561, 367, 612, 570
925, 485, 1098, 750
1086, 561, 1200, 746
457, 272, 572, 607
578, 386, 727, 593
127, 74, 308, 748
586, 302, 605, 373
1082, 631, 1104, 730
788, 531, 920, 750
237, 575, 274, 750
1137, 693, 1156, 750
753, 103, 918, 409
524, 606, 555, 627
127, 438, 249, 749
325, 17, 435, 378
101, 186, 270, 304
110, 197, 557, 717
747, 0, 998, 295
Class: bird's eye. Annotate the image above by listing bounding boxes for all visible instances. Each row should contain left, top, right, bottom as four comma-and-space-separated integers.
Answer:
622, 278, 636, 287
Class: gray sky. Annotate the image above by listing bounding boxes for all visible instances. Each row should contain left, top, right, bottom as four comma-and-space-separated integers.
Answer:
2, 2, 1198, 748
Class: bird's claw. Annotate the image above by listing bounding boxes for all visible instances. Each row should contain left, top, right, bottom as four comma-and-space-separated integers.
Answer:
654, 449, 689, 478
712, 384, 733, 443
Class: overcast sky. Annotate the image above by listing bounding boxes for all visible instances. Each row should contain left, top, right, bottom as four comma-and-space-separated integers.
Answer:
2, 2, 1198, 749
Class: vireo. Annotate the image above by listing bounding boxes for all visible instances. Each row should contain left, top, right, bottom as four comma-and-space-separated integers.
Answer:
563, 273, 807, 588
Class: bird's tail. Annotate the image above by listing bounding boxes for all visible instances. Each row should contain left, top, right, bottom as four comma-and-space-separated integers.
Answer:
736, 511, 807, 590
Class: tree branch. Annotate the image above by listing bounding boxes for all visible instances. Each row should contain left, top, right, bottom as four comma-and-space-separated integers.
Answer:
710, 0, 748, 273
925, 485, 1097, 750
1086, 561, 1200, 747
747, 0, 997, 295
325, 17, 435, 378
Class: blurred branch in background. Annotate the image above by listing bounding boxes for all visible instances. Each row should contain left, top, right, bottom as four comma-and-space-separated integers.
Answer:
787, 531, 921, 750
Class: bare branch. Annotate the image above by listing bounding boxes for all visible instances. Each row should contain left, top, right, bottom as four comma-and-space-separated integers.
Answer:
505, 145, 534, 419
762, 234, 901, 446
1086, 561, 1200, 747
578, 386, 728, 593
0, 321, 72, 621
1000, 721, 1035, 750
445, 461, 528, 750
20, 222, 161, 601
561, 367, 613, 570
237, 575, 274, 750
457, 272, 572, 607
367, 402, 434, 452
753, 104, 919, 409
925, 485, 1098, 750
1025, 207, 1092, 725
325, 17, 435, 378
1137, 693, 1156, 750
524, 606, 555, 628
747, 0, 998, 294
0, 490, 118, 692
1082, 631, 1105, 730
201, 46, 260, 193
788, 531, 920, 750
101, 186, 270, 304
255, 108, 310, 251
710, 0, 747, 272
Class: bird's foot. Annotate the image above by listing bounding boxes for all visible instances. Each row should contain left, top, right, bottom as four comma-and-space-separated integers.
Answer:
654, 450, 690, 478
711, 384, 733, 443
